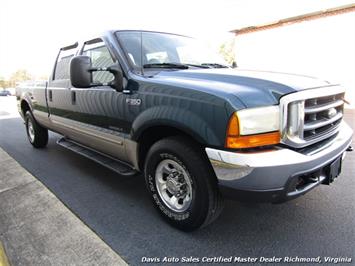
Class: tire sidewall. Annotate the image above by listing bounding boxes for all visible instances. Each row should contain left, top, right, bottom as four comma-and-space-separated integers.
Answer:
25, 112, 35, 144
145, 145, 209, 228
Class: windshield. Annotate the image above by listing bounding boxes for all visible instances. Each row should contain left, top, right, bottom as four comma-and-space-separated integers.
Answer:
116, 31, 228, 72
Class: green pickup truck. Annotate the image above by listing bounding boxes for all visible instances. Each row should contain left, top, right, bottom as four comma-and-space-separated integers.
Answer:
19, 30, 353, 231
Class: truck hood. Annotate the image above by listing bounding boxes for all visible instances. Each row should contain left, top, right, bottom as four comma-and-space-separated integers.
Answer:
152, 68, 332, 108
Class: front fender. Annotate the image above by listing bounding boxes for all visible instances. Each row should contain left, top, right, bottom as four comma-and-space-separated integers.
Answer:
19, 92, 34, 118
131, 106, 222, 146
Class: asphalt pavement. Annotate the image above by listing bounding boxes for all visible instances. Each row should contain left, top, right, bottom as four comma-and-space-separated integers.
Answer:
0, 97, 354, 265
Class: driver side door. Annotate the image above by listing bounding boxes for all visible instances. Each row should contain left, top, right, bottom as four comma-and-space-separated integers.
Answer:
67, 38, 131, 162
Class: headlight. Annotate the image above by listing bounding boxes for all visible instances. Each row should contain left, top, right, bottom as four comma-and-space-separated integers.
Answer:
237, 106, 279, 135
226, 106, 280, 148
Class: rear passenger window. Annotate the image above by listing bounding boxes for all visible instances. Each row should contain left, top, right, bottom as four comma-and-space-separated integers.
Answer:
53, 45, 77, 80
82, 39, 115, 84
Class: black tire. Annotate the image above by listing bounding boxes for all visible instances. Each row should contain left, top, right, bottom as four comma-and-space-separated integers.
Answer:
25, 111, 48, 148
144, 136, 224, 231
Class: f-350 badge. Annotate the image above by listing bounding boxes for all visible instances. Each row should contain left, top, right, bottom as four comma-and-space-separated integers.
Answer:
126, 98, 142, 106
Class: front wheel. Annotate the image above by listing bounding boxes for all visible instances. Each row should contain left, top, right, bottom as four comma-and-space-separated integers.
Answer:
25, 111, 48, 148
144, 136, 224, 231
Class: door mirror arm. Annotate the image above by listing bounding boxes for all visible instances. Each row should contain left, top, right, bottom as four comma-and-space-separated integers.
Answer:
108, 64, 124, 92
70, 56, 124, 92
89, 64, 124, 92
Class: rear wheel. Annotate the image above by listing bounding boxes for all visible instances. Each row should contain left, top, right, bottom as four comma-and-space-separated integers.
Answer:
144, 136, 224, 231
25, 111, 48, 148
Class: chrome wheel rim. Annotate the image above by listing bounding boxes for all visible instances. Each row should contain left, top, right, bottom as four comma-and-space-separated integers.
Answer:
155, 159, 193, 212
27, 119, 35, 143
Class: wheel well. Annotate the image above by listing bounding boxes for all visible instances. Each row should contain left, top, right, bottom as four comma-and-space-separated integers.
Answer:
21, 100, 31, 116
137, 125, 203, 170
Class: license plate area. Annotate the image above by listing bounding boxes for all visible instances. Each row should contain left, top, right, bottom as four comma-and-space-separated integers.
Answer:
324, 156, 342, 185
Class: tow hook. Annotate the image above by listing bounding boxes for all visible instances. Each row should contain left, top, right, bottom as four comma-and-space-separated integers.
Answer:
346, 146, 353, 152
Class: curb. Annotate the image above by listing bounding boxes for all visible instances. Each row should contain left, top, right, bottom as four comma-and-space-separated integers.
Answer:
0, 147, 127, 266
0, 241, 10, 266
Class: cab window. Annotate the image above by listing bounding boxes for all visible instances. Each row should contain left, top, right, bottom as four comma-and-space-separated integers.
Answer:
53, 46, 77, 80
82, 39, 115, 84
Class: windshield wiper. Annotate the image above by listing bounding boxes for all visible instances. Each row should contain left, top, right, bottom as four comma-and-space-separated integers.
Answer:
142, 62, 226, 70
143, 63, 189, 69
184, 63, 210, 69
201, 63, 229, 68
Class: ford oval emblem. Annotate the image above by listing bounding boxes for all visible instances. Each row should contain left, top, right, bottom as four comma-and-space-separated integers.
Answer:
327, 108, 337, 118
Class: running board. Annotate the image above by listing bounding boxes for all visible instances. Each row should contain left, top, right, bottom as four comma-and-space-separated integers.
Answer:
57, 137, 137, 176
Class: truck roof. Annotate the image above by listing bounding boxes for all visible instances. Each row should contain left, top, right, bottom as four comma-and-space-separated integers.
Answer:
58, 29, 191, 51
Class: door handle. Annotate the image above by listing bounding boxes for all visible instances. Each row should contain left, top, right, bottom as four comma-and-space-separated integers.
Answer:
71, 91, 76, 105
48, 90, 53, 102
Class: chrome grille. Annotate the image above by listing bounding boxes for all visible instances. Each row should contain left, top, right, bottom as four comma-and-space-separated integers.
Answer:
280, 86, 345, 148
303, 93, 344, 140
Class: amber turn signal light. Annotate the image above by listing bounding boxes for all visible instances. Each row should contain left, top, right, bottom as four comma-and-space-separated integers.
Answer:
225, 113, 280, 148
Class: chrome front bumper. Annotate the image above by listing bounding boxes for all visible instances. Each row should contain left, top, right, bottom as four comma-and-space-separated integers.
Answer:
206, 122, 353, 202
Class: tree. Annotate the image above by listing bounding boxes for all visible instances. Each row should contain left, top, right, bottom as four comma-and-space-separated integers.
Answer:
219, 38, 236, 66
0, 76, 8, 89
37, 75, 49, 81
9, 69, 33, 87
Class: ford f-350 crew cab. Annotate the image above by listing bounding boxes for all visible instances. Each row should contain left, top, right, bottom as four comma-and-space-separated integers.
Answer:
19, 30, 353, 231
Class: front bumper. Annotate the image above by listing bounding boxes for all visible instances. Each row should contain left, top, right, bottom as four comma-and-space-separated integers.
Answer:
206, 122, 353, 203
